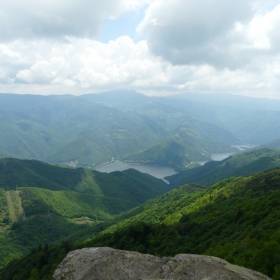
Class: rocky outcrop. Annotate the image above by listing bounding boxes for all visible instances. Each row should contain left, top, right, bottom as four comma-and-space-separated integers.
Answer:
52, 247, 271, 280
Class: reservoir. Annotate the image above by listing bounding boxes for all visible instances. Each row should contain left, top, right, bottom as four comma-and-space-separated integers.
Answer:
95, 160, 177, 182
95, 151, 236, 182
195, 152, 234, 166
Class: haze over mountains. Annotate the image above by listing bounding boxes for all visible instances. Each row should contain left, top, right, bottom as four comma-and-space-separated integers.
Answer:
1, 91, 280, 279
2, 0, 280, 278
1, 91, 280, 170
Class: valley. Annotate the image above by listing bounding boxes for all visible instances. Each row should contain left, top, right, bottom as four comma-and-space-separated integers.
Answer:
94, 151, 240, 182
0, 91, 265, 170
1, 91, 280, 279
3, 2, 280, 279
95, 159, 177, 182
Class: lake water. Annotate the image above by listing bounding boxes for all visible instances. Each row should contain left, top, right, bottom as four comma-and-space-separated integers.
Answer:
95, 160, 177, 183
195, 152, 234, 166
95, 152, 236, 182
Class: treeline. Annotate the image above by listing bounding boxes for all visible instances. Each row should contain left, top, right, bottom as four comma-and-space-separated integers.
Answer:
85, 220, 280, 279
0, 241, 74, 280
166, 148, 280, 187
84, 170, 280, 278
0, 158, 171, 270
2, 169, 280, 279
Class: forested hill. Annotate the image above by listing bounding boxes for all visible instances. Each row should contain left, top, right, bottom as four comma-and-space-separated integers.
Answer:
166, 148, 280, 187
124, 126, 237, 170
83, 168, 280, 279
83, 90, 280, 145
0, 157, 169, 196
3, 91, 280, 170
5, 91, 280, 170
0, 92, 238, 169
0, 94, 163, 167
2, 168, 280, 279
0, 157, 170, 270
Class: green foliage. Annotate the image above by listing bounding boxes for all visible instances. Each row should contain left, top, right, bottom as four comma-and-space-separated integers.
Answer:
0, 241, 74, 280
20, 187, 136, 219
159, 93, 280, 144
0, 233, 29, 270
81, 90, 243, 145
167, 148, 280, 187
0, 94, 162, 167
125, 126, 235, 169
9, 215, 79, 249
0, 158, 169, 270
80, 169, 280, 278
93, 168, 170, 203
0, 158, 83, 191
3, 91, 280, 280
0, 188, 8, 226
2, 163, 280, 279
0, 158, 169, 199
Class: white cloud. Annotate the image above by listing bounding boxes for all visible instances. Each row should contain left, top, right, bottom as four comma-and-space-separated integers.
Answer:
138, 0, 280, 69
0, 35, 279, 99
0, 0, 139, 41
120, 0, 153, 13
2, 36, 171, 92
1, 0, 280, 99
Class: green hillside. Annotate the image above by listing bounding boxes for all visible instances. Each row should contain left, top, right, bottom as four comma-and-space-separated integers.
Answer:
0, 94, 163, 167
124, 126, 236, 170
0, 158, 169, 269
2, 91, 280, 279
166, 148, 280, 187
0, 157, 170, 230
0, 92, 246, 169
260, 138, 280, 149
84, 90, 240, 144
83, 168, 280, 279
2, 169, 280, 279
152, 93, 280, 144
0, 158, 169, 196
93, 91, 280, 144
2, 92, 280, 169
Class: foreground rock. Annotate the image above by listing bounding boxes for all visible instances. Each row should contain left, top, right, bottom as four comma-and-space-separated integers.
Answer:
52, 247, 271, 280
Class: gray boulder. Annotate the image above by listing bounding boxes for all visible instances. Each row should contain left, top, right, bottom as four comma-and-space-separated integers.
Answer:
52, 247, 271, 280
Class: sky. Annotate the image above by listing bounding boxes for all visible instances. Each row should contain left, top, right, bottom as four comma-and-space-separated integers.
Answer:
1, 0, 280, 98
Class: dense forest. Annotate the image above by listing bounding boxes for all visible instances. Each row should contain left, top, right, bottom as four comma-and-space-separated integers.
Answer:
166, 148, 280, 187
2, 91, 280, 169
1, 92, 280, 279
1, 168, 280, 279
0, 158, 169, 269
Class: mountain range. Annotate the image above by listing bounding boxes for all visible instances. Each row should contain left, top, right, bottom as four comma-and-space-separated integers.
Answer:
3, 91, 280, 169
166, 148, 280, 187
1, 91, 280, 279
0, 94, 162, 167
0, 157, 169, 269
1, 160, 280, 279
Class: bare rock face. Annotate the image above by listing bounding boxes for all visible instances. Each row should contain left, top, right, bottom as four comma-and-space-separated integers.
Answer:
52, 247, 271, 280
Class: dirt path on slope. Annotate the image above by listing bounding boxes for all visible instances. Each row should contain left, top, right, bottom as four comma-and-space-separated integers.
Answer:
6, 191, 16, 223
6, 190, 23, 223
15, 190, 24, 218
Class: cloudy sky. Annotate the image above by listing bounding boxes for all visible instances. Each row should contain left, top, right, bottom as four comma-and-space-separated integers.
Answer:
1, 0, 280, 98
